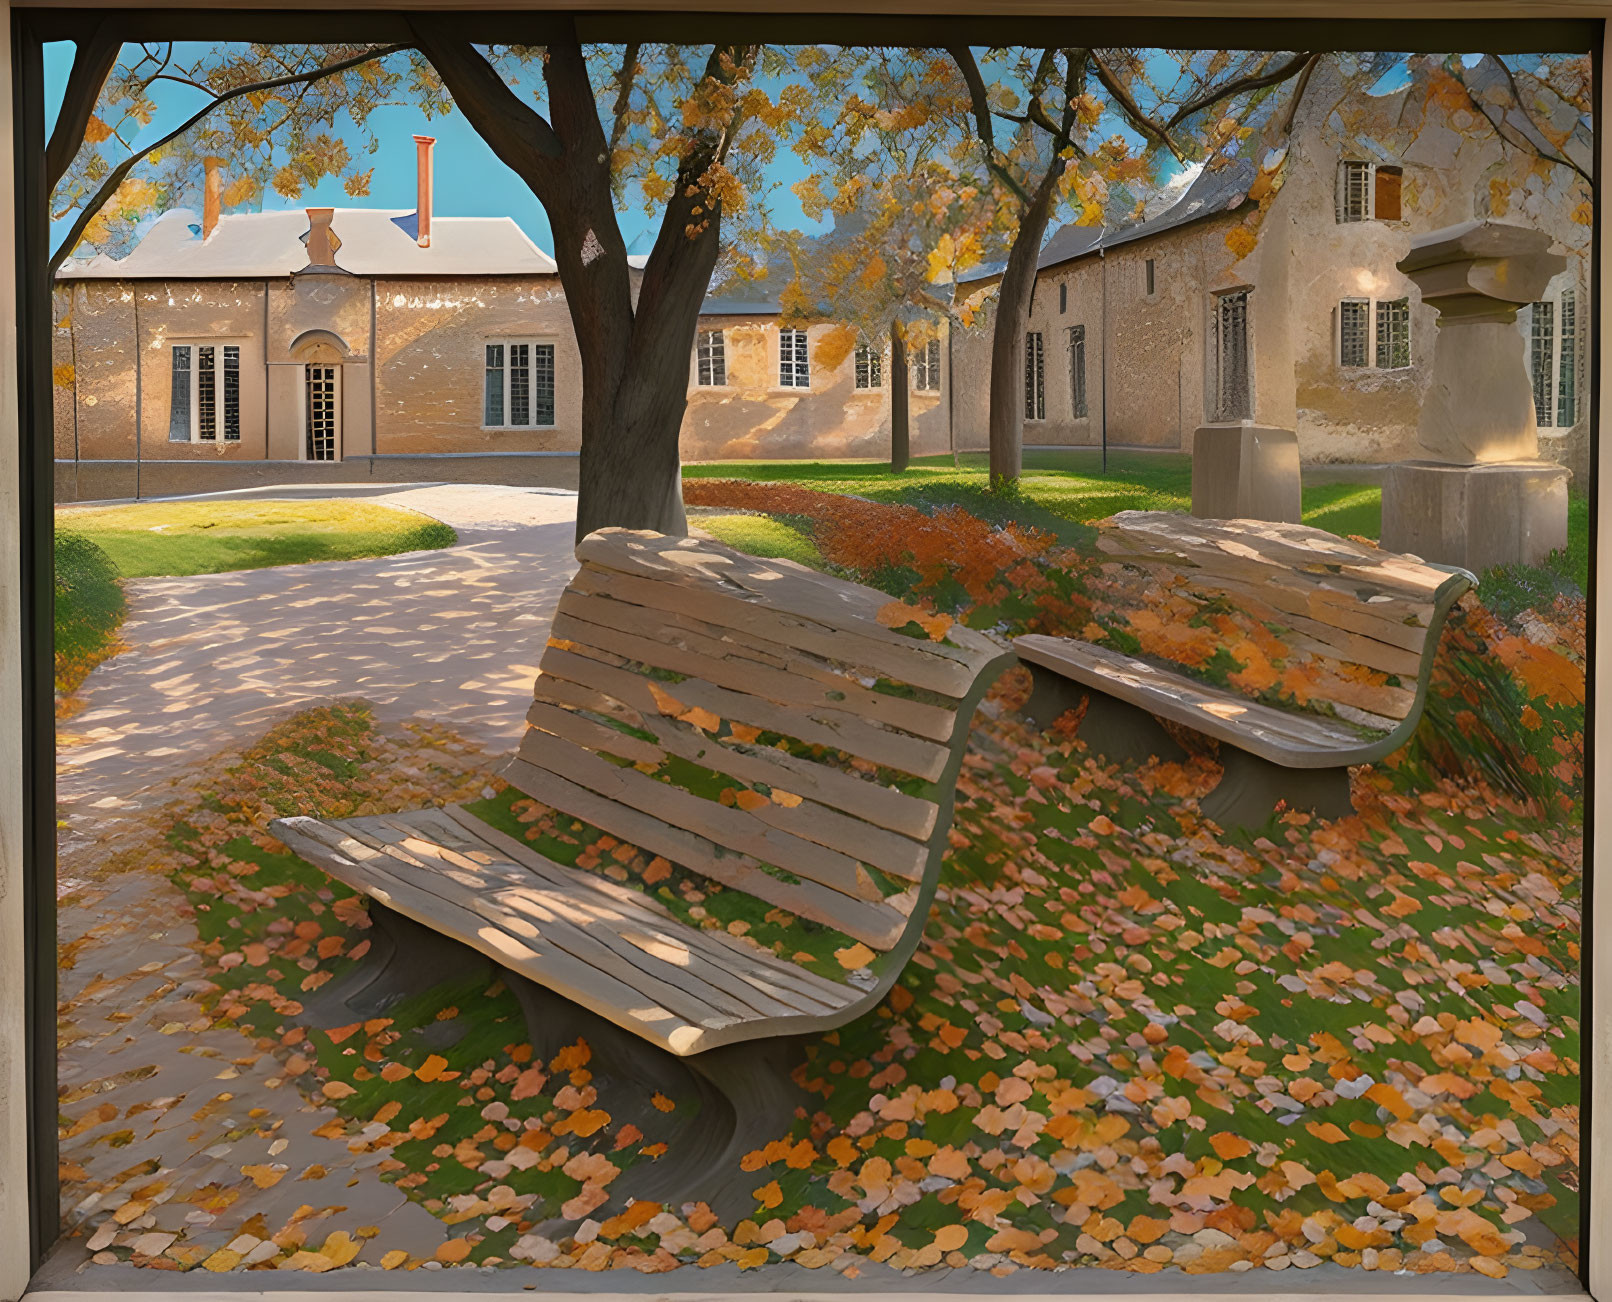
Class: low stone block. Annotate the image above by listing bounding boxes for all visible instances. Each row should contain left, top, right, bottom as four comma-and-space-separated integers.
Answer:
1191, 422, 1301, 524
1381, 459, 1569, 574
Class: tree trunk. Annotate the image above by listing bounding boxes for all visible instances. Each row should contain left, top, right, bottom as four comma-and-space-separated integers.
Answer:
889, 320, 909, 473
988, 166, 1064, 488
414, 26, 749, 542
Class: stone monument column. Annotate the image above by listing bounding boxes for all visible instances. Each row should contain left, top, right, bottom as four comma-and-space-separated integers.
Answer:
1382, 219, 1569, 573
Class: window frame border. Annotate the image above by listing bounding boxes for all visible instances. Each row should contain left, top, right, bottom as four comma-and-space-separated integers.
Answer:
480, 334, 559, 431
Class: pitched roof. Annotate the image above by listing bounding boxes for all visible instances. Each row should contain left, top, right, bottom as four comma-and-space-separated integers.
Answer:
58, 207, 560, 279
959, 156, 1258, 286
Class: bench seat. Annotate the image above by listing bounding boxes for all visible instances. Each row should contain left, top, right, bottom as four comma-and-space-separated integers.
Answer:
1014, 636, 1386, 768
275, 804, 864, 1057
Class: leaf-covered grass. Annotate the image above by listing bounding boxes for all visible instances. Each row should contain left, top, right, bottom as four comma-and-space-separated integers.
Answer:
55, 531, 127, 697
695, 513, 826, 569
104, 685, 1579, 1280
54, 498, 457, 578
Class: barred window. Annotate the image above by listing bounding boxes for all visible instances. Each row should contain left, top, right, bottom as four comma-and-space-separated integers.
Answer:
696, 329, 726, 387
1529, 302, 1555, 427
1339, 299, 1370, 367
1068, 325, 1087, 418
912, 339, 942, 391
1024, 331, 1045, 421
1375, 298, 1411, 370
779, 328, 810, 388
484, 338, 556, 427
168, 342, 241, 442
854, 342, 882, 390
1212, 291, 1251, 421
1558, 288, 1578, 427
1337, 162, 1373, 223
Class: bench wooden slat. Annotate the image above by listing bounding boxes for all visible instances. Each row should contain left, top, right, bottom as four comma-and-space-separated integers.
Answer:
436, 807, 855, 1013
1102, 513, 1454, 599
555, 589, 959, 742
568, 562, 981, 699
539, 644, 952, 782
335, 818, 760, 1029
273, 816, 719, 1055
553, 695, 939, 843
517, 708, 930, 881
515, 729, 886, 898
501, 756, 913, 950
1015, 635, 1390, 767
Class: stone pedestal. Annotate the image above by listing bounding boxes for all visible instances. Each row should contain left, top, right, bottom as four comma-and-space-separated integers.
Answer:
1381, 460, 1568, 574
1381, 219, 1570, 571
1191, 422, 1301, 523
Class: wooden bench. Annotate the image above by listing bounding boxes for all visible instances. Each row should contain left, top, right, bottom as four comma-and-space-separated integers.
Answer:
272, 528, 1013, 1222
1015, 511, 1475, 829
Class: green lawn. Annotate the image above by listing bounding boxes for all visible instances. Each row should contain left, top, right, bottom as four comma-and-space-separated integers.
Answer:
696, 513, 826, 569
55, 498, 457, 579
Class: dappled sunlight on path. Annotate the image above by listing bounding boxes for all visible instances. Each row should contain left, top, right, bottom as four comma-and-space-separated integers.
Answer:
57, 485, 579, 835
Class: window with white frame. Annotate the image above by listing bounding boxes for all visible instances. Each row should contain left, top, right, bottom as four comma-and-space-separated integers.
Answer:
1069, 324, 1087, 418
854, 341, 882, 390
696, 329, 726, 387
168, 342, 241, 443
1336, 161, 1403, 223
913, 339, 941, 391
1526, 294, 1581, 429
1024, 331, 1045, 421
1337, 298, 1410, 370
779, 328, 810, 388
484, 339, 556, 428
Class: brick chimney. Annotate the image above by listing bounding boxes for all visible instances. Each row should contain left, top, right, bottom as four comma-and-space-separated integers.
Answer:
304, 208, 340, 267
202, 157, 223, 240
414, 134, 435, 249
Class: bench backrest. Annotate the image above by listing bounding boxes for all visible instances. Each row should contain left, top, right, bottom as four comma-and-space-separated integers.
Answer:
501, 529, 1015, 977
1094, 511, 1475, 735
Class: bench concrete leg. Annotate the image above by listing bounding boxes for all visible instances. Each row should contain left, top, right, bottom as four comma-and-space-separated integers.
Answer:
1201, 748, 1354, 832
507, 975, 805, 1230
299, 902, 490, 1028
1022, 664, 1187, 767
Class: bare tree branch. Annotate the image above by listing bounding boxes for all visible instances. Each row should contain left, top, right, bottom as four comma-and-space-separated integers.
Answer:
51, 42, 408, 274
1478, 53, 1592, 185
1091, 50, 1182, 163
1164, 50, 1317, 130
1277, 52, 1322, 136
608, 42, 643, 157
947, 45, 1033, 206
45, 21, 124, 191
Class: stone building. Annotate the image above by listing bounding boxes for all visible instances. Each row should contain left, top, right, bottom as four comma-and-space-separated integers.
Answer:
950, 57, 1592, 479
51, 140, 956, 501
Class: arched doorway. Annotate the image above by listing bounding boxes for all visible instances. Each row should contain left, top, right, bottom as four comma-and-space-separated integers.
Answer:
288, 329, 349, 461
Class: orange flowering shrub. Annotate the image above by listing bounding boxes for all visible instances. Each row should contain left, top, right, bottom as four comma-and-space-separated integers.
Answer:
686, 481, 1585, 814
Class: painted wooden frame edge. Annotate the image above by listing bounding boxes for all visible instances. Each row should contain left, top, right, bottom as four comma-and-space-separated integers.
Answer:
0, 7, 1601, 1301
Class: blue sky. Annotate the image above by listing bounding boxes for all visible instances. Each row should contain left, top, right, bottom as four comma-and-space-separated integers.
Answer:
44, 42, 827, 258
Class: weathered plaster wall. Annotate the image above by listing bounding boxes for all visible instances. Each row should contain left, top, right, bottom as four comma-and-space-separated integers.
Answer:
134, 281, 268, 461
679, 318, 950, 462
373, 276, 581, 455
1280, 59, 1592, 469
63, 283, 139, 462
951, 209, 1251, 452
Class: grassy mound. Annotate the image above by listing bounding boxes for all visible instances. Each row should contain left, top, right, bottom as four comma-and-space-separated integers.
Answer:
55, 531, 127, 695
56, 498, 457, 578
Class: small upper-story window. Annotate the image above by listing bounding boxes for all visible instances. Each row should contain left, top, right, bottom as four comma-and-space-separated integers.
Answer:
1059, 282, 1067, 314
484, 339, 556, 428
1337, 161, 1404, 223
853, 342, 883, 390
912, 339, 941, 392
168, 342, 241, 443
696, 329, 726, 387
1145, 258, 1156, 296
779, 328, 810, 388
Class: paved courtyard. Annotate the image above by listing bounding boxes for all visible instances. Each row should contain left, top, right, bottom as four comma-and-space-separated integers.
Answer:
57, 484, 579, 858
